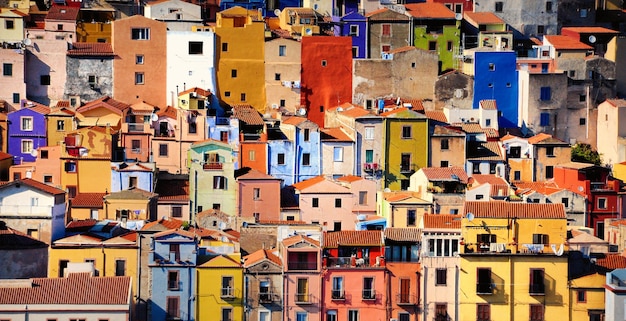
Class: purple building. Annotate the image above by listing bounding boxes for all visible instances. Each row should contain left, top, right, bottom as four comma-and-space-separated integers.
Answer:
340, 11, 367, 59
8, 102, 49, 165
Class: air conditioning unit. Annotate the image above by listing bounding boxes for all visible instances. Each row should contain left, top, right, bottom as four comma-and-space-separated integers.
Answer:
190, 92, 197, 98
390, 318, 398, 321
271, 104, 279, 109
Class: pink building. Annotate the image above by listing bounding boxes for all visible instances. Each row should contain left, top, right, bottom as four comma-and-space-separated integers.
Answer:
322, 230, 386, 321
236, 168, 281, 221
281, 234, 322, 321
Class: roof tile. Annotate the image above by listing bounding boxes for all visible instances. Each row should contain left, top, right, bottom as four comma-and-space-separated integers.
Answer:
424, 214, 462, 229
463, 201, 566, 219
323, 230, 383, 248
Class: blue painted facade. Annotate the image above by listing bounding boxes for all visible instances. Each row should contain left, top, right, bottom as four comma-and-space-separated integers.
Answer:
206, 116, 240, 146
267, 138, 296, 187
150, 231, 198, 321
340, 12, 367, 59
110, 162, 156, 192
472, 51, 519, 128
8, 106, 48, 165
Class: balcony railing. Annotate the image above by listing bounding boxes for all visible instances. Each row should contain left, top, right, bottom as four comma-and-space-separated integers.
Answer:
476, 283, 493, 295
294, 293, 313, 304
221, 287, 235, 299
287, 262, 317, 271
326, 257, 371, 268
203, 162, 223, 170
396, 293, 418, 305
400, 164, 417, 174
362, 289, 376, 300
259, 292, 279, 303
331, 289, 345, 300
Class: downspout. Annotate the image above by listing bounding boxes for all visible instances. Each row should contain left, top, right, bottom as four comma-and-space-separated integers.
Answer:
385, 268, 391, 320
137, 234, 142, 321
188, 264, 192, 321
455, 264, 459, 321
423, 266, 428, 321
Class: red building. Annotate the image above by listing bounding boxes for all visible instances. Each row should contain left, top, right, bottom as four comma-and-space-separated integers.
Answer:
300, 37, 353, 127
553, 162, 622, 237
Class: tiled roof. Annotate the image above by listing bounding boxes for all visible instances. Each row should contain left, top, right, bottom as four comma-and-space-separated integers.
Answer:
282, 234, 320, 247
423, 214, 462, 229
387, 46, 416, 54
366, 7, 409, 20
258, 220, 308, 225
157, 105, 177, 119
141, 218, 184, 231
383, 191, 429, 203
336, 175, 363, 183
236, 168, 278, 180
471, 174, 508, 186
513, 181, 561, 196
365, 7, 389, 17
0, 273, 131, 305
460, 123, 483, 133
0, 226, 48, 249
605, 99, 626, 108
467, 141, 503, 161
4, 178, 66, 195
527, 133, 551, 144
281, 116, 308, 126
483, 127, 499, 139
67, 42, 114, 57
232, 104, 264, 125
153, 228, 196, 239
421, 166, 469, 183
556, 162, 597, 170
65, 219, 98, 230
243, 249, 282, 267
197, 208, 231, 221
291, 175, 326, 190
78, 96, 130, 114
561, 26, 618, 34
104, 187, 156, 200
464, 12, 504, 25
330, 104, 376, 118
324, 230, 383, 248
320, 128, 353, 142
384, 227, 421, 242
595, 253, 626, 270
45, 6, 79, 20
610, 219, 626, 227
0, 151, 12, 161
463, 201, 566, 219
432, 125, 465, 136
479, 99, 497, 110
405, 2, 455, 19
401, 99, 425, 112
544, 35, 593, 50
71, 193, 105, 208
424, 110, 447, 123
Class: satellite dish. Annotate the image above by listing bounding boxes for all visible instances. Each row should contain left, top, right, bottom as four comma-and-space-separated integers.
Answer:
588, 35, 597, 43
578, 186, 584, 192
305, 28, 313, 36
455, 13, 463, 21
151, 113, 158, 122
297, 107, 307, 116
22, 38, 32, 46
274, 9, 281, 16
466, 212, 475, 222
383, 188, 391, 192
336, 107, 344, 112
30, 149, 38, 157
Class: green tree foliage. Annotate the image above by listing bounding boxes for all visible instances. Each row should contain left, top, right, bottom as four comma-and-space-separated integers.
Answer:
571, 144, 602, 165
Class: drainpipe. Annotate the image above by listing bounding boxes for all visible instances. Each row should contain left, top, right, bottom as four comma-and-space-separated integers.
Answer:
423, 266, 428, 321
455, 264, 459, 321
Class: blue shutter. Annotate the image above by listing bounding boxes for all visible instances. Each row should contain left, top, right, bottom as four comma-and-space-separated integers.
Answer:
540, 87, 551, 101
540, 113, 550, 126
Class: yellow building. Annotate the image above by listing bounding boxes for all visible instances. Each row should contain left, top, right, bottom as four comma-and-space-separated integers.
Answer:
568, 269, 606, 321
213, 6, 266, 113
196, 255, 244, 321
46, 107, 76, 147
459, 201, 569, 321
103, 188, 158, 221
381, 107, 429, 190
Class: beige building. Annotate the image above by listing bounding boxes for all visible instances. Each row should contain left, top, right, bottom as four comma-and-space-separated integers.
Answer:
264, 37, 301, 114
320, 128, 354, 178
597, 99, 626, 165
430, 125, 466, 168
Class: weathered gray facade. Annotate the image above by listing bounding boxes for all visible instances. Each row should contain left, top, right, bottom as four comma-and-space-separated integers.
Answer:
366, 8, 411, 59
0, 224, 48, 279
243, 250, 283, 321
64, 55, 114, 103
557, 0, 596, 30
474, 0, 558, 39
434, 70, 474, 109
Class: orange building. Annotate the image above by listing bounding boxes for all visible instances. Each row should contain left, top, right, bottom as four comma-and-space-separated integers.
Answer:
112, 15, 167, 108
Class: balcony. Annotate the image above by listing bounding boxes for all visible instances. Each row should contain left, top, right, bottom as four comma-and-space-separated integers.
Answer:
221, 287, 236, 299
326, 257, 371, 268
122, 122, 148, 133
362, 289, 376, 300
259, 292, 279, 303
363, 162, 379, 173
529, 283, 545, 295
203, 162, 223, 170
287, 262, 317, 271
294, 293, 314, 304
396, 293, 418, 305
400, 164, 417, 174
331, 289, 345, 300
476, 283, 493, 295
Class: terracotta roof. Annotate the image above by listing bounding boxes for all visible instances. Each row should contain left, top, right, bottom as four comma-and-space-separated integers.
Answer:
178, 87, 211, 98
471, 174, 508, 186
424, 110, 447, 123
104, 187, 156, 200
513, 181, 561, 195
544, 35, 593, 50
384, 227, 421, 242
561, 27, 618, 34
483, 127, 499, 139
65, 219, 98, 229
45, 6, 79, 20
463, 201, 566, 219
405, 2, 455, 19
0, 226, 48, 249
78, 96, 130, 114
236, 168, 278, 180
258, 220, 308, 225
383, 191, 429, 203
336, 175, 363, 183
556, 162, 597, 170
595, 253, 626, 270
479, 99, 497, 110
291, 175, 326, 190
324, 230, 383, 247
610, 219, 626, 227
157, 105, 177, 119
282, 234, 320, 247
67, 42, 114, 57
320, 128, 353, 142
232, 104, 264, 125
55, 100, 70, 108
153, 228, 196, 239
243, 249, 282, 267
0, 273, 130, 305
605, 99, 626, 108
423, 214, 462, 229
433, 125, 465, 136
464, 12, 504, 25
3, 178, 66, 195
141, 218, 184, 231
364, 7, 389, 17
0, 151, 12, 161
329, 104, 376, 118
527, 133, 552, 144
281, 116, 308, 126
421, 166, 469, 183
401, 99, 425, 112
467, 141, 503, 161
387, 46, 416, 54
71, 193, 105, 208
461, 123, 484, 133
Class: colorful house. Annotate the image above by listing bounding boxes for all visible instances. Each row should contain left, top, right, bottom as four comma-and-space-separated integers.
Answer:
242, 249, 283, 321
45, 106, 76, 148
155, 174, 190, 221
320, 127, 355, 178
103, 187, 158, 223
65, 42, 115, 103
529, 133, 571, 181
291, 176, 355, 231
409, 166, 469, 214
264, 37, 301, 114
0, 222, 48, 279
462, 11, 511, 50
236, 168, 281, 222
9, 145, 61, 184
378, 191, 432, 228
111, 161, 157, 192
196, 254, 244, 321
75, 96, 130, 130
339, 12, 367, 59
121, 101, 157, 162
365, 8, 411, 59
281, 234, 322, 321
459, 202, 569, 321
8, 102, 49, 164
68, 192, 106, 220
430, 125, 466, 168
381, 107, 429, 190
322, 230, 386, 321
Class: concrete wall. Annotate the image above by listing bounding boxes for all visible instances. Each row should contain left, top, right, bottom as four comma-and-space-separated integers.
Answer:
64, 56, 113, 102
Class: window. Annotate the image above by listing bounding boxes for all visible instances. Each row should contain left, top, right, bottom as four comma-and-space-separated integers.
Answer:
532, 234, 549, 245
333, 147, 343, 162
65, 162, 77, 173
5, 20, 14, 29
598, 198, 607, 209
131, 140, 141, 153
212, 204, 220, 210
248, 150, 255, 161
362, 277, 375, 299
280, 99, 285, 107
296, 312, 308, 321
172, 206, 182, 218
530, 304, 544, 321
350, 25, 358, 36
13, 93, 19, 104
398, 313, 410, 321
221, 276, 234, 297
40, 75, 50, 85
277, 153, 285, 165
241, 93, 246, 101
359, 191, 367, 205
275, 73, 281, 81
166, 296, 180, 319
222, 43, 228, 51
580, 8, 588, 17
488, 63, 495, 71
189, 119, 197, 133
402, 126, 412, 138
540, 113, 550, 126
131, 28, 150, 40
2, 63, 12, 76
546, 146, 555, 157
401, 153, 411, 173
447, 41, 453, 51
407, 209, 416, 226
321, 60, 327, 67
381, 44, 391, 52
21, 117, 33, 131
436, 268, 447, 286
333, 221, 341, 231
169, 244, 180, 261
579, 118, 586, 125
365, 127, 374, 140
302, 153, 310, 166
221, 308, 232, 321
348, 310, 358, 321
136, 55, 144, 64
540, 87, 551, 101
477, 268, 492, 294
304, 128, 310, 141
231, 69, 237, 78
213, 176, 227, 190
135, 72, 144, 85
296, 278, 309, 302
569, 70, 576, 77
545, 165, 553, 179
495, 1, 503, 11
115, 259, 126, 276
441, 161, 448, 167
21, 140, 33, 154
159, 144, 168, 156
57, 23, 63, 30
55, 119, 66, 131
440, 139, 449, 150
129, 176, 137, 188
365, 150, 373, 164
428, 41, 437, 51
514, 171, 521, 181
537, 25, 545, 34
546, 1, 553, 12
188, 41, 203, 55
332, 276, 344, 299
435, 304, 448, 321
530, 269, 545, 295
320, 105, 324, 112
335, 198, 341, 208
312, 198, 319, 208
326, 310, 337, 321
279, 45, 286, 56
577, 290, 586, 302
477, 304, 490, 321
44, 175, 52, 183
381, 24, 391, 36
253, 188, 260, 200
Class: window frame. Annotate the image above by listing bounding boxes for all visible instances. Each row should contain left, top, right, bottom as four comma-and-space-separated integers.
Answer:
401, 125, 412, 139
2, 63, 13, 76
188, 41, 203, 55
135, 72, 145, 85
435, 268, 447, 286
131, 28, 150, 40
21, 139, 33, 154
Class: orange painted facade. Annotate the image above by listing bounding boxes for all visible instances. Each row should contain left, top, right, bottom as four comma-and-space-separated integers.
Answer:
239, 140, 267, 173
300, 36, 353, 127
112, 15, 167, 108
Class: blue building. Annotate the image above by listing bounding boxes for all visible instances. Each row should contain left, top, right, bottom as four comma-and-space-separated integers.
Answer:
150, 229, 198, 321
267, 117, 321, 187
220, 0, 266, 14
472, 50, 519, 128
110, 162, 157, 192
8, 102, 49, 165
340, 11, 367, 59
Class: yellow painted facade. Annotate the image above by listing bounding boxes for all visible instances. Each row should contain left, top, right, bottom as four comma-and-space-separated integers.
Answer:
49, 239, 138, 278
213, 7, 266, 113
46, 111, 75, 148
612, 162, 626, 183
196, 255, 244, 321
382, 109, 429, 190
76, 22, 112, 43
60, 127, 113, 194
568, 273, 606, 321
